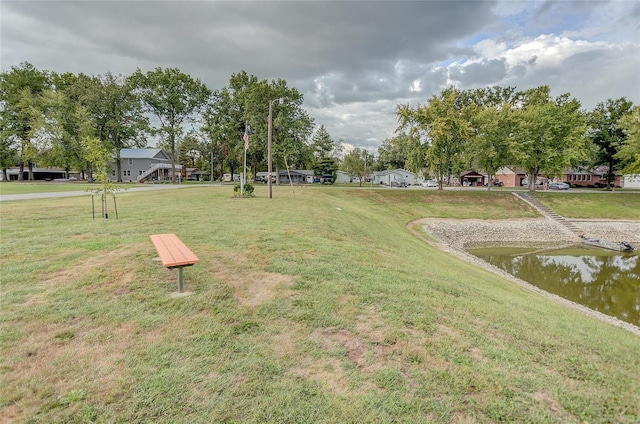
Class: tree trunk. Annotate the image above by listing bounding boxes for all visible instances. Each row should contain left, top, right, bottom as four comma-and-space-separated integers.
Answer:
116, 158, 122, 183
28, 162, 34, 181
527, 168, 539, 192
2, 168, 7, 181
607, 159, 614, 190
18, 161, 24, 181
170, 126, 177, 183
86, 161, 93, 182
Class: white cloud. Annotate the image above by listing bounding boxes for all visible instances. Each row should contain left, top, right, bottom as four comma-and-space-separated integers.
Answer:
1, 0, 638, 152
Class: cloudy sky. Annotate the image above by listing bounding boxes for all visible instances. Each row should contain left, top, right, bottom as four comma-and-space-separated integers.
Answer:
2, 1, 639, 152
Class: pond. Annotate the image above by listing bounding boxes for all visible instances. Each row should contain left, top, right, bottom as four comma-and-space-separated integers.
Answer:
468, 245, 640, 326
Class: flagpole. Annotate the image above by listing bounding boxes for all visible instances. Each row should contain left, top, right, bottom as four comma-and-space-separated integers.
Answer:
242, 122, 248, 197
242, 146, 247, 196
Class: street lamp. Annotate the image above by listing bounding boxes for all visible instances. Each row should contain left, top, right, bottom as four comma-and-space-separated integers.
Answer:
267, 98, 283, 199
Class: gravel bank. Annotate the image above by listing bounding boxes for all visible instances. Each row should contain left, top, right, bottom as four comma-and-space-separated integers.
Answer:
411, 217, 640, 336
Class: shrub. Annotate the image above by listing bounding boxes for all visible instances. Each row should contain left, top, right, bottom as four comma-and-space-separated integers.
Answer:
233, 183, 255, 197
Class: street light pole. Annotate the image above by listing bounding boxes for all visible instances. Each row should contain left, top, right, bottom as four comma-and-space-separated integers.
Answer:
268, 99, 274, 199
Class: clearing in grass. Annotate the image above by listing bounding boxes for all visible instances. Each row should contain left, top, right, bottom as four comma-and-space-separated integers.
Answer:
1, 185, 638, 423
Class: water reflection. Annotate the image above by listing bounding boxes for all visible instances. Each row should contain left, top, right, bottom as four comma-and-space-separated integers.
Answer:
469, 246, 640, 326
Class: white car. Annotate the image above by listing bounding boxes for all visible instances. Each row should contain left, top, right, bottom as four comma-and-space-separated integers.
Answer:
421, 180, 438, 187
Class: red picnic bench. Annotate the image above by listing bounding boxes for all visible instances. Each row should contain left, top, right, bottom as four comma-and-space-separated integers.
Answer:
150, 233, 199, 293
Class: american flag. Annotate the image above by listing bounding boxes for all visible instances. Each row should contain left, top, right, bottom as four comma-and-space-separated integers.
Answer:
243, 125, 249, 150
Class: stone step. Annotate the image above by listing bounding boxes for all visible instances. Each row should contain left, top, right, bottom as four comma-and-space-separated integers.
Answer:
515, 192, 582, 235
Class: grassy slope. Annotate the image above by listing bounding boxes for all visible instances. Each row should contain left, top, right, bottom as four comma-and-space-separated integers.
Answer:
534, 191, 640, 220
1, 186, 639, 423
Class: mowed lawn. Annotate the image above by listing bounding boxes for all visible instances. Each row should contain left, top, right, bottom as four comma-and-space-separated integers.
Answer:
1, 186, 639, 423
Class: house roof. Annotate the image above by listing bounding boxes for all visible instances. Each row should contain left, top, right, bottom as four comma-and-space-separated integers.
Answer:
460, 170, 484, 177
279, 169, 314, 176
496, 166, 526, 175
120, 148, 168, 160
6, 167, 67, 175
374, 169, 414, 176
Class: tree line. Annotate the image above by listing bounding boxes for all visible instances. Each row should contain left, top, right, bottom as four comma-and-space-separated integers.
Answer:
387, 85, 638, 190
2, 62, 639, 189
0, 63, 343, 183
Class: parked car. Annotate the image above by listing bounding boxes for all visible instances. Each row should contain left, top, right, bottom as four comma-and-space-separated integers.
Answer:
422, 180, 438, 187
548, 181, 570, 190
484, 179, 503, 187
391, 180, 408, 187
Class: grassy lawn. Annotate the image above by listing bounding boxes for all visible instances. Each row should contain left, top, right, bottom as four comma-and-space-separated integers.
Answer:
534, 191, 640, 220
0, 182, 108, 195
1, 186, 639, 423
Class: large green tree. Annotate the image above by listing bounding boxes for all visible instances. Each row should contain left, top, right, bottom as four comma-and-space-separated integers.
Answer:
204, 72, 313, 183
341, 147, 374, 186
588, 97, 634, 189
311, 125, 340, 178
206, 71, 261, 180
376, 134, 411, 171
616, 106, 640, 174
0, 62, 51, 180
131, 67, 211, 182
465, 87, 520, 190
512, 86, 588, 191
49, 72, 149, 181
397, 87, 470, 189
31, 88, 90, 178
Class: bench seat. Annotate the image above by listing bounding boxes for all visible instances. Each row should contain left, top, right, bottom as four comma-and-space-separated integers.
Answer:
150, 233, 199, 292
150, 233, 199, 268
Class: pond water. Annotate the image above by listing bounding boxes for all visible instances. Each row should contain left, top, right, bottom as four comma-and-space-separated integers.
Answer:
468, 245, 640, 326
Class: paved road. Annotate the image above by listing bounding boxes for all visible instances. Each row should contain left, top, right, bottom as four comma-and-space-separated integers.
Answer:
0, 183, 221, 202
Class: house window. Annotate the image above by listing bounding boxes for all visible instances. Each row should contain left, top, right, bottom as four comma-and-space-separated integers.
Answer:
112, 169, 115, 176
139, 170, 143, 175
128, 159, 133, 165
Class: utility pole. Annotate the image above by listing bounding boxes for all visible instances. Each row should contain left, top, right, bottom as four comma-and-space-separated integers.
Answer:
268, 100, 274, 199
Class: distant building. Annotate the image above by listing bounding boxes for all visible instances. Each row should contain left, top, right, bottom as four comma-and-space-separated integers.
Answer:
111, 148, 181, 182
563, 166, 621, 188
622, 174, 640, 188
495, 167, 528, 187
373, 169, 416, 185
1, 166, 72, 181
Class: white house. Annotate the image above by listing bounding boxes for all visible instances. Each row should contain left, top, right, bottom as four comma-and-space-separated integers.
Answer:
622, 174, 640, 188
335, 170, 352, 183
373, 169, 416, 185
278, 169, 314, 184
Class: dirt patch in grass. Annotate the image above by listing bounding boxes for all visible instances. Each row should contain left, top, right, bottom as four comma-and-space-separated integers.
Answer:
533, 391, 563, 414
289, 355, 355, 395
38, 244, 144, 289
1, 321, 135, 422
209, 252, 295, 308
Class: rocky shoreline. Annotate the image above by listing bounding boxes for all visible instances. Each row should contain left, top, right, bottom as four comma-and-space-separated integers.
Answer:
412, 217, 640, 336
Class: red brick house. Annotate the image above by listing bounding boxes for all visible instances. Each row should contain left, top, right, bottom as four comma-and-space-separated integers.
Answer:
495, 167, 528, 187
564, 166, 621, 187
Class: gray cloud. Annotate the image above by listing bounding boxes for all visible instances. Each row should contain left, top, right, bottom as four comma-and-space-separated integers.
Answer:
1, 0, 638, 151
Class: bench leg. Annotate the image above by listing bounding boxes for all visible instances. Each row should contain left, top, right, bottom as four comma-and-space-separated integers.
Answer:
178, 267, 184, 292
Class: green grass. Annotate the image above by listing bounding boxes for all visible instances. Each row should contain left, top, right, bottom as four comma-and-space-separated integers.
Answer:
534, 191, 640, 220
0, 181, 112, 195
1, 185, 639, 423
